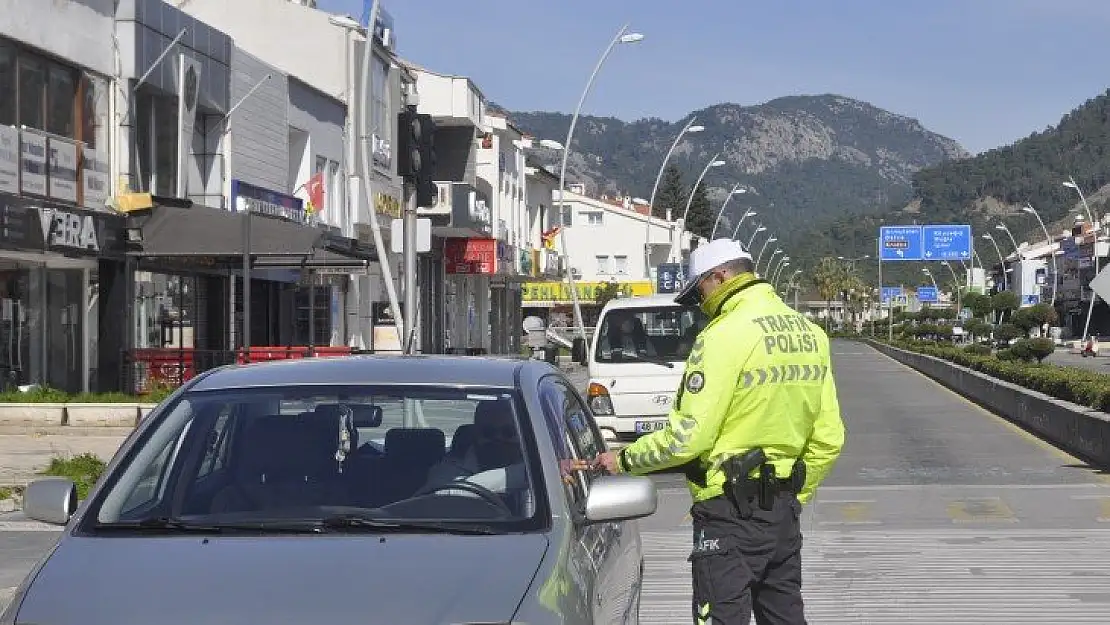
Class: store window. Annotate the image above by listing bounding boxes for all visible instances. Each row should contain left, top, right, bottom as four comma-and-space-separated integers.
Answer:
17, 55, 45, 130
46, 64, 75, 137
0, 43, 14, 126
0, 38, 96, 145
0, 263, 91, 394
133, 272, 198, 350
294, 285, 330, 345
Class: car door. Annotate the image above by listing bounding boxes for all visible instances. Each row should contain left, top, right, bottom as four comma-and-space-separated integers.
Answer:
540, 375, 641, 624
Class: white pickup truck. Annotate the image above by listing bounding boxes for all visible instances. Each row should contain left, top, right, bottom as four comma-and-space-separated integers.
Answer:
571, 294, 707, 443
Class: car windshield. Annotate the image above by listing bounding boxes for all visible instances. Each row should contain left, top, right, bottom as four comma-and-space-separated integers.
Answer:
87, 384, 540, 532
594, 305, 707, 363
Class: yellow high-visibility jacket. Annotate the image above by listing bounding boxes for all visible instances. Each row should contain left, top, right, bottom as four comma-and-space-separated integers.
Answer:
617, 277, 845, 504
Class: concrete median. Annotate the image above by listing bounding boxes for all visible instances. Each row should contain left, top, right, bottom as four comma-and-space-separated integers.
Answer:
868, 340, 1110, 470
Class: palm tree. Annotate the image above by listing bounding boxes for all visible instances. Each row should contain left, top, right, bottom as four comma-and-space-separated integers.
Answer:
811, 257, 846, 331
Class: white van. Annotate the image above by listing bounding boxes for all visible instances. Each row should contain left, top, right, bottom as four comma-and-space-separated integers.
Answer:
570, 294, 708, 443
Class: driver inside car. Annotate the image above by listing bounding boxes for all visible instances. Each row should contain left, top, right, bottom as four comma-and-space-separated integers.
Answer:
422, 401, 589, 507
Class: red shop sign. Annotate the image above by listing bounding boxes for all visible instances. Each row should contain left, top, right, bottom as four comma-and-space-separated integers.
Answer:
444, 237, 497, 275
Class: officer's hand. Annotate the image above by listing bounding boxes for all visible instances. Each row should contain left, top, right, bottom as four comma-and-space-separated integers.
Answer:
595, 451, 621, 474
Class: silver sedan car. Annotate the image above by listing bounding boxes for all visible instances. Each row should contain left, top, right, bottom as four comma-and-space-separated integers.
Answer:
2, 356, 657, 625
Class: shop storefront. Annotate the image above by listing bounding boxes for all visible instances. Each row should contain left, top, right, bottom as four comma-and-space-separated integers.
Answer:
522, 279, 654, 328
121, 192, 375, 390
443, 237, 495, 354
0, 193, 126, 393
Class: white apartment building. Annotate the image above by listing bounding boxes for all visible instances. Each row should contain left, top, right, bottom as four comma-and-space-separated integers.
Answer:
526, 188, 696, 325
176, 0, 414, 352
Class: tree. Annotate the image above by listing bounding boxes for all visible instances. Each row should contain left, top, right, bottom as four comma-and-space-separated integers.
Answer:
684, 180, 715, 239
811, 257, 846, 331
652, 164, 686, 220
594, 281, 622, 307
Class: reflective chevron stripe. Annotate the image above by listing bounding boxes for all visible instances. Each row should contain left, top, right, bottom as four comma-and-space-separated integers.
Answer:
742, 364, 827, 388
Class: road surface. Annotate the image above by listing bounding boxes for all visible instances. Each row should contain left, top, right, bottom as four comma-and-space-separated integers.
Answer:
637, 340, 1110, 624
5, 345, 1110, 622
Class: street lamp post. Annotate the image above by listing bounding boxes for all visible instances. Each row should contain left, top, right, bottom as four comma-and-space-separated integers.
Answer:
746, 224, 767, 250
941, 260, 961, 314
755, 236, 777, 271
645, 118, 704, 280
709, 185, 747, 239
1022, 204, 1057, 307
761, 248, 782, 276
731, 209, 757, 239
555, 23, 644, 342
981, 233, 1006, 290
1064, 177, 1100, 342
771, 256, 790, 285
668, 154, 726, 262
772, 261, 791, 289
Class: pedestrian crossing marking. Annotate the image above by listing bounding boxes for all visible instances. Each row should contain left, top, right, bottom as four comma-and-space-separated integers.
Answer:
946, 496, 1017, 523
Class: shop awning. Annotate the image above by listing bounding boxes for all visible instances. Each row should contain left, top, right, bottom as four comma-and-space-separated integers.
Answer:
126, 201, 377, 267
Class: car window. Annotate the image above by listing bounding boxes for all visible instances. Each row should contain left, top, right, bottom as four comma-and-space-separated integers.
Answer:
538, 377, 608, 504
89, 384, 542, 533
595, 305, 707, 363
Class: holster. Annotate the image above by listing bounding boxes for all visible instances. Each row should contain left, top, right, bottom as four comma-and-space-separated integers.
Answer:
721, 450, 808, 516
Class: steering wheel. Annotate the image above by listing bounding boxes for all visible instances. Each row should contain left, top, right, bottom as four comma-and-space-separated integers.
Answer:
411, 480, 513, 516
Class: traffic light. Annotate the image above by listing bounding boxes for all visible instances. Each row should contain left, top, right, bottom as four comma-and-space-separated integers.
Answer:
396, 107, 437, 207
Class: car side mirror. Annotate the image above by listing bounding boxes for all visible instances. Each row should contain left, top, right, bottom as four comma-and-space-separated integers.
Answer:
23, 477, 78, 526
571, 338, 587, 365
583, 474, 657, 524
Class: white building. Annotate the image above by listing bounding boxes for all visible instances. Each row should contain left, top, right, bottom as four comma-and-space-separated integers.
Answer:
176, 0, 414, 352
527, 188, 695, 325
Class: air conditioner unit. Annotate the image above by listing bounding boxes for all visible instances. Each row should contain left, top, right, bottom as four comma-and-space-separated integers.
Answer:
402, 82, 419, 107
416, 181, 453, 217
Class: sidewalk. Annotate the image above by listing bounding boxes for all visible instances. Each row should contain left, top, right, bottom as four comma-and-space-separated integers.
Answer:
0, 428, 132, 489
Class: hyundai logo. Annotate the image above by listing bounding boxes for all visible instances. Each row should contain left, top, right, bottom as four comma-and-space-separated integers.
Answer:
652, 394, 671, 406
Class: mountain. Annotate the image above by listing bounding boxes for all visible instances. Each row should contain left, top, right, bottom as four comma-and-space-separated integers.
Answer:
505, 95, 968, 240
799, 88, 1110, 290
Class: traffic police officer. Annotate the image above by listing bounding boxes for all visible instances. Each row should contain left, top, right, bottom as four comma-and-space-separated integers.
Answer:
596, 238, 845, 625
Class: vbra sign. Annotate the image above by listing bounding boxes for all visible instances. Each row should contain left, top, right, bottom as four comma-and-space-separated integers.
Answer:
38, 206, 99, 252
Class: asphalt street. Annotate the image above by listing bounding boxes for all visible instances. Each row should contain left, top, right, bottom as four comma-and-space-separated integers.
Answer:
638, 340, 1110, 624
5, 348, 1110, 622
1046, 350, 1110, 374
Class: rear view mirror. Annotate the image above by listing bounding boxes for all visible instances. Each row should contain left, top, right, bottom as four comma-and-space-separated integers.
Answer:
315, 403, 383, 427
23, 477, 78, 525
583, 474, 657, 524
349, 404, 384, 427
571, 338, 587, 365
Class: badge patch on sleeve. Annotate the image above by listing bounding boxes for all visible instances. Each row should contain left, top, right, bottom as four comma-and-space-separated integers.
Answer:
685, 371, 705, 393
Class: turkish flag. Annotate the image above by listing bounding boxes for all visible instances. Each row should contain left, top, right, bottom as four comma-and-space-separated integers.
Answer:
305, 172, 325, 215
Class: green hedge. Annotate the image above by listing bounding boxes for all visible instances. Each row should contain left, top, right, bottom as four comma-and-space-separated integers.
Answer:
0, 384, 177, 405
883, 339, 1110, 412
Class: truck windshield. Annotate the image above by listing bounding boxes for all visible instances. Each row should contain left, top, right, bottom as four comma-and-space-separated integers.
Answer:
594, 305, 708, 363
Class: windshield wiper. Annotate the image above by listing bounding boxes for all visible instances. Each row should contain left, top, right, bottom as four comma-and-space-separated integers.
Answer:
317, 514, 500, 535
614, 353, 676, 368
93, 517, 227, 533
94, 517, 323, 534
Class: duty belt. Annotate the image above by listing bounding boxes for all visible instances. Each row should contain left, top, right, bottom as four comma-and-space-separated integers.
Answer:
720, 448, 806, 514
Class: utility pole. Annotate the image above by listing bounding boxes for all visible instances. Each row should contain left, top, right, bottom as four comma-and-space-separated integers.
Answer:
403, 185, 418, 353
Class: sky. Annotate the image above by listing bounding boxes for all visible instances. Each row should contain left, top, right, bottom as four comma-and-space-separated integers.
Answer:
319, 0, 1110, 155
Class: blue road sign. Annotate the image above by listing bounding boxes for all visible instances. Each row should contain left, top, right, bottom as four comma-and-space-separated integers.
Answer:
881, 286, 903, 302
922, 224, 972, 261
917, 286, 939, 303
879, 226, 923, 261
1022, 294, 1040, 306
656, 263, 681, 293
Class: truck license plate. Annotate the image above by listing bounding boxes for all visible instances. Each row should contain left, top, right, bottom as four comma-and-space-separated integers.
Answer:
635, 421, 666, 433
